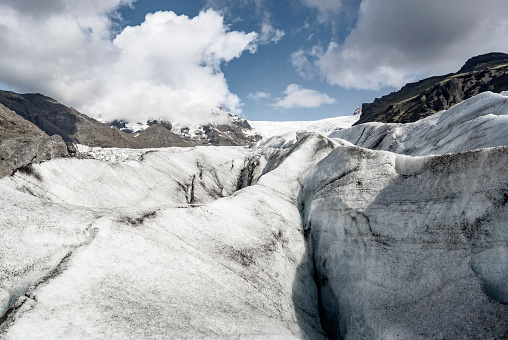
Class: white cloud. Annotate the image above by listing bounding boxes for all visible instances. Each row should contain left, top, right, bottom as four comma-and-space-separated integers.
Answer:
312, 0, 508, 90
290, 50, 314, 79
204, 0, 284, 45
247, 91, 271, 100
0, 3, 258, 124
290, 46, 322, 79
259, 20, 285, 44
301, 0, 344, 23
273, 84, 336, 109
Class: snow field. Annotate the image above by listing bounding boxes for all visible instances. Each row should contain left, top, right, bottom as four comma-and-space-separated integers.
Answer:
249, 115, 359, 140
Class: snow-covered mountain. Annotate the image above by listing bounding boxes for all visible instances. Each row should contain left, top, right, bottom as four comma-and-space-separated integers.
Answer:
1, 91, 508, 339
114, 108, 263, 147
113, 109, 361, 147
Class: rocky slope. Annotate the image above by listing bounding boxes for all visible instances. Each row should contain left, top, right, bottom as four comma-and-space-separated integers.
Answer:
119, 110, 262, 147
0, 90, 153, 148
135, 124, 192, 147
356, 52, 508, 124
0, 103, 67, 178
1, 91, 508, 339
0, 90, 260, 149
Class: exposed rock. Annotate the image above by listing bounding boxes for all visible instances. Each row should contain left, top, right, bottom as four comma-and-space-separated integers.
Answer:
136, 124, 194, 147
357, 52, 508, 124
458, 52, 508, 73
109, 119, 128, 130
146, 119, 172, 131
0, 103, 67, 178
0, 91, 150, 148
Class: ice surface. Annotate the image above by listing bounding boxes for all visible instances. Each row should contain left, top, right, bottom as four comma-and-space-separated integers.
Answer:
301, 145, 508, 339
249, 115, 359, 139
1, 92, 508, 339
0, 139, 330, 339
4, 146, 248, 208
331, 91, 508, 156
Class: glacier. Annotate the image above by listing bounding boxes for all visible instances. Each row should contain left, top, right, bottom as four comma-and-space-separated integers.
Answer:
330, 91, 508, 156
249, 115, 360, 139
1, 92, 508, 339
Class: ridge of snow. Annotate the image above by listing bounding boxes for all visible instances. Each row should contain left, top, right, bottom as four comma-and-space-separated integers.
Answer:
331, 91, 508, 156
248, 115, 359, 139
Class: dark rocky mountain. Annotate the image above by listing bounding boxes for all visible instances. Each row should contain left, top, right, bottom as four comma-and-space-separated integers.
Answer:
0, 90, 260, 150
112, 111, 261, 146
0, 102, 67, 177
136, 124, 192, 147
147, 119, 172, 131
356, 52, 508, 124
0, 90, 150, 148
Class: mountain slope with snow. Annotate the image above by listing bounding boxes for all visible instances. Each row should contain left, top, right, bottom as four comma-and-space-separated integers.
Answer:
1, 91, 508, 339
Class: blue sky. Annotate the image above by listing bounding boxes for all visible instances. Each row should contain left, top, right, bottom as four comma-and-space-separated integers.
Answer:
1, 0, 508, 124
116, 0, 386, 121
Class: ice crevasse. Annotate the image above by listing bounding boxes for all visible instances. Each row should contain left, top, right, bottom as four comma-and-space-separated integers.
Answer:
0, 92, 508, 339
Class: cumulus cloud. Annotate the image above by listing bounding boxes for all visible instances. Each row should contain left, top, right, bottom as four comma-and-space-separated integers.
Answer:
312, 0, 508, 90
247, 91, 271, 100
0, 2, 257, 124
273, 84, 336, 109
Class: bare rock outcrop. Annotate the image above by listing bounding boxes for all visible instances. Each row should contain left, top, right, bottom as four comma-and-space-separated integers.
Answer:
0, 103, 67, 178
357, 52, 508, 124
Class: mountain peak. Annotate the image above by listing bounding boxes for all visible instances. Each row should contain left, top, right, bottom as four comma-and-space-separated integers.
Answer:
458, 52, 508, 73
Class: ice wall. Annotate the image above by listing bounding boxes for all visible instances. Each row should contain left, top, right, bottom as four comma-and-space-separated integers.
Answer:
301, 145, 508, 339
330, 91, 508, 156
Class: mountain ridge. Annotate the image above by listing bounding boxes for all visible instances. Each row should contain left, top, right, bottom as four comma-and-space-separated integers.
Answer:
0, 90, 262, 150
0, 102, 68, 178
356, 52, 508, 124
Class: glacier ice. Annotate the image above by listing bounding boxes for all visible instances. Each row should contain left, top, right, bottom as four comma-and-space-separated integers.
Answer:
249, 115, 359, 139
301, 145, 508, 339
330, 91, 508, 156
1, 91, 508, 339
